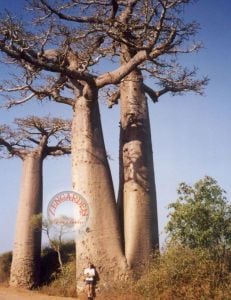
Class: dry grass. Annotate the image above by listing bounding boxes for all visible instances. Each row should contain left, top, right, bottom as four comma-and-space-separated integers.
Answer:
1, 243, 231, 299
39, 261, 77, 297
135, 245, 231, 300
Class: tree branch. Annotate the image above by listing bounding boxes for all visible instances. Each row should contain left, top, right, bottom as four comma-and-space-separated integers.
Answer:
4, 93, 36, 109
45, 145, 71, 156
107, 89, 120, 108
143, 84, 158, 103
0, 39, 94, 83
1, 76, 75, 108
0, 137, 26, 158
39, 0, 105, 24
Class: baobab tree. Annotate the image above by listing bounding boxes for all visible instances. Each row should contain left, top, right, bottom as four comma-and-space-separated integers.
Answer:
0, 0, 207, 283
0, 116, 71, 288
0, 11, 130, 284
29, 0, 208, 269
110, 1, 208, 268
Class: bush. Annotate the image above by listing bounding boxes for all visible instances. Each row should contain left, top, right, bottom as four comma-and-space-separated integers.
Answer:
135, 245, 231, 300
0, 251, 12, 284
39, 260, 76, 297
39, 241, 76, 297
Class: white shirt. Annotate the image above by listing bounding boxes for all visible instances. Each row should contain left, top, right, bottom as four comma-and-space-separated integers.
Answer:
84, 267, 95, 281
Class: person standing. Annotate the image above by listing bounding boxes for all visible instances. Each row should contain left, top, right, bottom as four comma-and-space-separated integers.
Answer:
84, 262, 96, 300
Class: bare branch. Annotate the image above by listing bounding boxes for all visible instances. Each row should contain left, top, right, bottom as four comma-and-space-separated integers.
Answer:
46, 145, 71, 156
0, 0, 208, 104
143, 84, 158, 103
96, 50, 148, 87
4, 93, 36, 109
107, 89, 120, 108
0, 85, 29, 93
1, 74, 75, 108
38, 0, 105, 24
0, 137, 14, 154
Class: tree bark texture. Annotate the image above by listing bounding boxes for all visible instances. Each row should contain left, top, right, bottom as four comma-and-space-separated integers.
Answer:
10, 153, 43, 288
118, 69, 159, 269
72, 92, 127, 286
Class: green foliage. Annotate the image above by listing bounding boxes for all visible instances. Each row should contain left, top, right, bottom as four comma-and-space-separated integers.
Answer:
135, 245, 231, 300
166, 176, 231, 251
0, 251, 12, 283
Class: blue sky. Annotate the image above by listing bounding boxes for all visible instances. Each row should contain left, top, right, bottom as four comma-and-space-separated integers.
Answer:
0, 0, 231, 253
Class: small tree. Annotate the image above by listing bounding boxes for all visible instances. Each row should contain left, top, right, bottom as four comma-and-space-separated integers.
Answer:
32, 214, 74, 272
166, 176, 231, 253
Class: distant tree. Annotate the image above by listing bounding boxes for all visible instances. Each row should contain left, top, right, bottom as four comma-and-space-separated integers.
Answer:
166, 176, 231, 253
0, 116, 71, 288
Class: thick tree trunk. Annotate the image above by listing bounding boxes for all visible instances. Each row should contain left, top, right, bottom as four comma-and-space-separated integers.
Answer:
10, 152, 43, 288
118, 69, 159, 269
72, 90, 127, 287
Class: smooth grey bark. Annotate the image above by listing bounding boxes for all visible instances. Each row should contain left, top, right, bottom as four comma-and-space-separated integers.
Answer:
118, 69, 159, 269
71, 88, 127, 286
10, 151, 43, 288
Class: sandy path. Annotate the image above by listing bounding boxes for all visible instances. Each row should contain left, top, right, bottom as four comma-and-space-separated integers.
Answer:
0, 287, 78, 300
0, 286, 142, 300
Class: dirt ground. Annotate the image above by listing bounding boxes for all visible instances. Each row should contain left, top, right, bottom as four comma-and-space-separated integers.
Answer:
0, 286, 142, 300
0, 287, 76, 300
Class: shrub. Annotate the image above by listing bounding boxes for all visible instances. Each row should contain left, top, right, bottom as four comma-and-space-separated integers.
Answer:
39, 260, 76, 297
39, 241, 76, 297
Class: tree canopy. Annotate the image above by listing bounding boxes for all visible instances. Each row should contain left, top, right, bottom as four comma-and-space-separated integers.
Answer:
0, 116, 71, 158
0, 0, 208, 108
